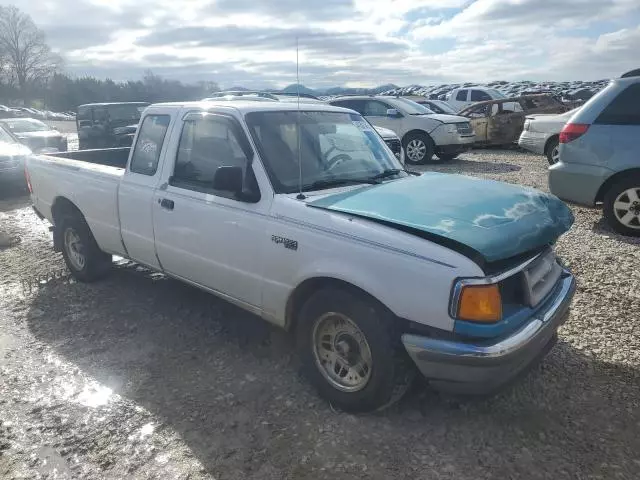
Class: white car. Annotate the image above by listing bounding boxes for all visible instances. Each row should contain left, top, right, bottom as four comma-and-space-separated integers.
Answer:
446, 87, 520, 112
26, 100, 576, 412
329, 96, 475, 164
518, 109, 577, 165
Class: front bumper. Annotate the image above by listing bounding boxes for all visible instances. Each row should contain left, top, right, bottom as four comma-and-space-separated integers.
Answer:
435, 143, 473, 156
402, 271, 576, 394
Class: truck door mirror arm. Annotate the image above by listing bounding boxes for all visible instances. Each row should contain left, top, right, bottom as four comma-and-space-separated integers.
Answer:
213, 166, 261, 203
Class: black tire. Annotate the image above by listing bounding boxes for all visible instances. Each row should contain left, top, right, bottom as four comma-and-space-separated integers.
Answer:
59, 214, 112, 282
296, 287, 415, 412
603, 175, 640, 237
436, 153, 459, 162
545, 137, 560, 165
402, 132, 435, 165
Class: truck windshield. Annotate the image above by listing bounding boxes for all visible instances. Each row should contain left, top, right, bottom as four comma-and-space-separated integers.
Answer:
107, 104, 147, 122
246, 111, 405, 194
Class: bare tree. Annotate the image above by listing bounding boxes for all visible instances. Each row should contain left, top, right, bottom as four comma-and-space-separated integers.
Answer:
0, 5, 61, 102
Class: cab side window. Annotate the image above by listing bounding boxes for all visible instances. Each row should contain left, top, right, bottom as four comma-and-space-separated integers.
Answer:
456, 90, 468, 101
172, 115, 254, 197
129, 114, 171, 175
470, 90, 492, 101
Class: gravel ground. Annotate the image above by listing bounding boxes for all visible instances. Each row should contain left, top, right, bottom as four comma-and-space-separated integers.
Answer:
1, 149, 639, 479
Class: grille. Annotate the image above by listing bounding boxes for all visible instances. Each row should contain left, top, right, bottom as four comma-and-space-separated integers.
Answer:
384, 138, 402, 158
521, 249, 562, 307
455, 122, 473, 135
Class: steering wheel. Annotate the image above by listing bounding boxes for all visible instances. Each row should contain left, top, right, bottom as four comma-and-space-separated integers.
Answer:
325, 153, 353, 172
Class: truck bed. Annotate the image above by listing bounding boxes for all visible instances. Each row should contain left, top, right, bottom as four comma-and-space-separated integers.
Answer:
49, 147, 131, 169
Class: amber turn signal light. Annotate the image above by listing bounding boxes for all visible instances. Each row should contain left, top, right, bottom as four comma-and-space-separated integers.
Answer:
457, 284, 502, 323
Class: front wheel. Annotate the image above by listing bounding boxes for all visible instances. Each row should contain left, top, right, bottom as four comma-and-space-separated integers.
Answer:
603, 175, 640, 236
296, 288, 414, 412
403, 133, 434, 165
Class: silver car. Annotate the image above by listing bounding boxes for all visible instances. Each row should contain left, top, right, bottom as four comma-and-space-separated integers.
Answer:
549, 69, 640, 236
518, 109, 577, 165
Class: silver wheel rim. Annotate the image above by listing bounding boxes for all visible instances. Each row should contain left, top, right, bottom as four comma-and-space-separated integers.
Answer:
312, 312, 373, 392
64, 228, 86, 270
550, 145, 560, 163
406, 139, 427, 162
613, 187, 640, 229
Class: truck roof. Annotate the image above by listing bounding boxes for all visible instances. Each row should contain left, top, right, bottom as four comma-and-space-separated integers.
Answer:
77, 102, 150, 108
151, 100, 352, 114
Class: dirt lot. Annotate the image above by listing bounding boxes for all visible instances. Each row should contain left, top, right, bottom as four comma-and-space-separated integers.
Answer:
1, 150, 639, 480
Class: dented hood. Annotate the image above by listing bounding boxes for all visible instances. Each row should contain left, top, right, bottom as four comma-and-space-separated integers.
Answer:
307, 173, 574, 264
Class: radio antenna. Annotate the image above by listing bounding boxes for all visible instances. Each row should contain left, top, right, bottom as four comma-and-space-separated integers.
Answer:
295, 37, 305, 200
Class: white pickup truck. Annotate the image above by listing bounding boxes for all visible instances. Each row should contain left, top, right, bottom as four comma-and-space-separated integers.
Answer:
27, 100, 576, 412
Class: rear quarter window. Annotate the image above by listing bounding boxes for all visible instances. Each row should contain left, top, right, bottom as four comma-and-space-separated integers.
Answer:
595, 83, 640, 125
129, 114, 171, 175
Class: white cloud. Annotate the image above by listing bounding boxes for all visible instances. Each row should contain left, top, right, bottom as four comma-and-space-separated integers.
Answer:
1, 0, 639, 87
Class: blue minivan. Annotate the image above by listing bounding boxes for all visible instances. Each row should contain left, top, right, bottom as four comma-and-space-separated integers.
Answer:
549, 69, 640, 236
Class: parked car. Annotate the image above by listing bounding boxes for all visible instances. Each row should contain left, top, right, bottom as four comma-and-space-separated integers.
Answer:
518, 109, 578, 164
76, 102, 149, 150
26, 100, 576, 412
1, 118, 68, 153
549, 69, 640, 236
404, 97, 459, 115
328, 95, 475, 164
446, 87, 514, 112
0, 123, 32, 185
459, 95, 570, 146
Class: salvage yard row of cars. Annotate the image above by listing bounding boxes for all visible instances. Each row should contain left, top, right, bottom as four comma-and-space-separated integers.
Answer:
3, 68, 638, 412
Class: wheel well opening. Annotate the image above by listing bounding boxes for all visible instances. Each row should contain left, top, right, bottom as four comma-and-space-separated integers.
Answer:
285, 277, 384, 333
51, 197, 83, 225
596, 168, 640, 203
401, 129, 431, 146
543, 135, 559, 155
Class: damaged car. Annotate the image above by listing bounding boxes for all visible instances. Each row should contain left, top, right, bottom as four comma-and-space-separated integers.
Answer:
459, 95, 570, 146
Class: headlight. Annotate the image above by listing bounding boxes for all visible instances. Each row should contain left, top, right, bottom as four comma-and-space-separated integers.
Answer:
452, 283, 502, 323
445, 124, 458, 134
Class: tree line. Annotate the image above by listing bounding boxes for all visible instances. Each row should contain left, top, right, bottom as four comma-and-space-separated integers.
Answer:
0, 5, 218, 111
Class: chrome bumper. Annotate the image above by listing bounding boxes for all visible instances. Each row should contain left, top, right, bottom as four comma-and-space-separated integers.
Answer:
402, 271, 576, 394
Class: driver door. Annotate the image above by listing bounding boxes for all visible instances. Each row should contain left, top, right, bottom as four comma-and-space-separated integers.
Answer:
152, 113, 270, 309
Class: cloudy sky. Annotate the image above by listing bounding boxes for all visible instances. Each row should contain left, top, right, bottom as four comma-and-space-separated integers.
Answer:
4, 0, 640, 88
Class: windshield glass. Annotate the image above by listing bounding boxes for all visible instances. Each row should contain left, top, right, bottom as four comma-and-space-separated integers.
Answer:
0, 125, 18, 143
391, 97, 434, 115
431, 101, 457, 115
246, 111, 404, 193
107, 104, 147, 122
486, 88, 507, 99
2, 118, 50, 132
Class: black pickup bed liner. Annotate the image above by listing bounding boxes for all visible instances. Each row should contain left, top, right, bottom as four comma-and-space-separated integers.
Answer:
48, 147, 130, 169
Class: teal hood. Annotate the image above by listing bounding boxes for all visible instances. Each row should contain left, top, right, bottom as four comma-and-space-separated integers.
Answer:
307, 173, 574, 265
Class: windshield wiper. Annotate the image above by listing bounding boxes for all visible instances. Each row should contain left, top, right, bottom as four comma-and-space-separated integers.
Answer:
300, 177, 380, 192
368, 169, 404, 181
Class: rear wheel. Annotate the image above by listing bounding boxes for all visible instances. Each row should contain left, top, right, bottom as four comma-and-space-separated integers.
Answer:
296, 287, 414, 412
59, 214, 112, 281
403, 132, 434, 165
603, 175, 640, 236
545, 137, 560, 165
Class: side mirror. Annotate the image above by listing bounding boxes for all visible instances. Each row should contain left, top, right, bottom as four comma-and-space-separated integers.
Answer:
386, 108, 402, 118
212, 166, 260, 202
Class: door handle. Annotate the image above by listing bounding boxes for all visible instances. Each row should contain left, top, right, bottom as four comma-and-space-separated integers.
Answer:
159, 198, 174, 210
